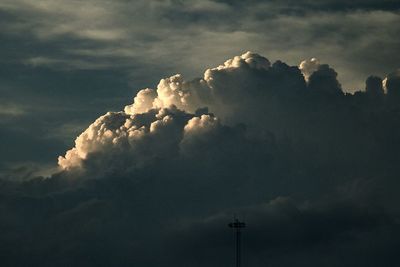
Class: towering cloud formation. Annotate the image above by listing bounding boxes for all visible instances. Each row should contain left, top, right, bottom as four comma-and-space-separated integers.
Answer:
59, 52, 283, 174
3, 52, 400, 267
58, 52, 400, 179
57, 53, 300, 171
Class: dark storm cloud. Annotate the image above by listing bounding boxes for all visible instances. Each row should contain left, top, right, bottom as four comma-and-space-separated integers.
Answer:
169, 197, 398, 267
0, 176, 398, 267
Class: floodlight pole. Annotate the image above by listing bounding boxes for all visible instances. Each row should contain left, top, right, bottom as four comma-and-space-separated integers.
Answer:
228, 218, 246, 267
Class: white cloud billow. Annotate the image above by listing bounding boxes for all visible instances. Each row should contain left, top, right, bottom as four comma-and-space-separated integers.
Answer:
59, 51, 278, 173
124, 51, 272, 115
59, 51, 399, 175
57, 52, 326, 173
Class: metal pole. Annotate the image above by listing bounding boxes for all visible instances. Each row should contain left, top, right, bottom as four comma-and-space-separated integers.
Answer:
236, 227, 241, 267
229, 219, 246, 267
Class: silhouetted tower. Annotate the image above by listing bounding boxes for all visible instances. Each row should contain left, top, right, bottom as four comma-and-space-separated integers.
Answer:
228, 218, 246, 267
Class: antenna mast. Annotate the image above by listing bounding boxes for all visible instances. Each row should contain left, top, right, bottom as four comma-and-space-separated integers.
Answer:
228, 218, 246, 267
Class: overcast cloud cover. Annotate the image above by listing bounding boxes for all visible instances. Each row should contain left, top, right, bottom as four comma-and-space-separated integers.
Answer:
1, 0, 400, 266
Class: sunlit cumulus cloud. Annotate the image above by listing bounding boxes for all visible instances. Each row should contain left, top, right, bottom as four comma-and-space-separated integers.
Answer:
59, 51, 400, 180
58, 52, 275, 174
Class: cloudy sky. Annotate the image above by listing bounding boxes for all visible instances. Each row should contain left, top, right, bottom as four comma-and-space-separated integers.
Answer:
1, 0, 400, 266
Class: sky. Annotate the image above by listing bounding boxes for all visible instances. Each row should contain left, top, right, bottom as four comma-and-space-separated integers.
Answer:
0, 0, 400, 266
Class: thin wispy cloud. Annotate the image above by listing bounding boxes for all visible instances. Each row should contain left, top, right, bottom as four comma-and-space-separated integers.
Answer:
1, 0, 399, 90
